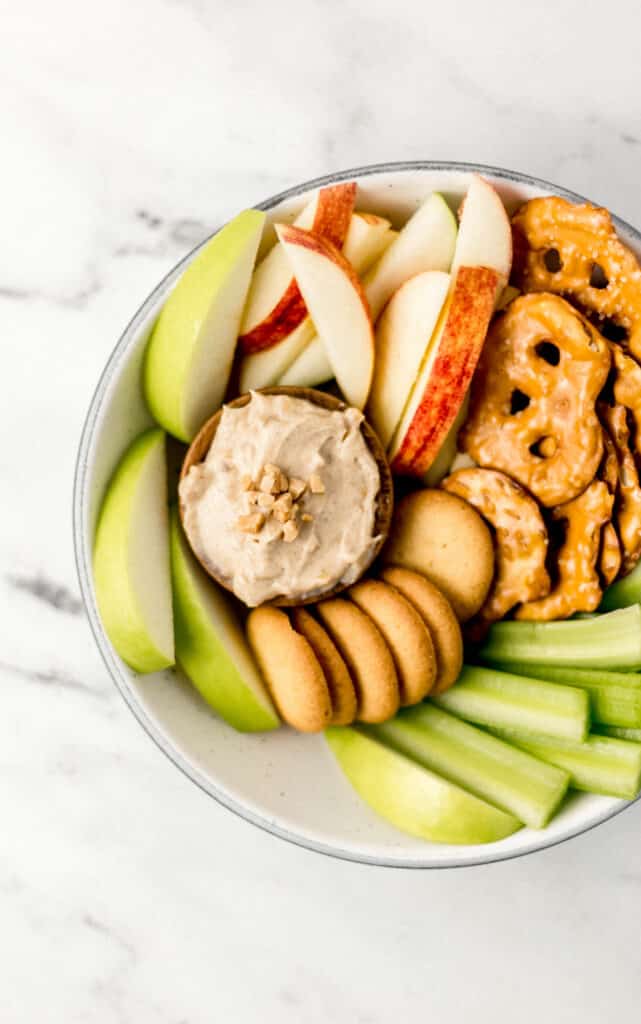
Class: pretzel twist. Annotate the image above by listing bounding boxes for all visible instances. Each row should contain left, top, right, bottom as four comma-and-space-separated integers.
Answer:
611, 343, 641, 453
516, 481, 613, 621
442, 468, 550, 632
460, 293, 611, 507
599, 523, 622, 587
599, 403, 641, 575
512, 196, 641, 360
597, 428, 622, 585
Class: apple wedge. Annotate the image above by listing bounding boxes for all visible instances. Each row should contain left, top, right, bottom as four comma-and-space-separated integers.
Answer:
93, 429, 174, 673
363, 192, 457, 322
342, 212, 393, 273
144, 209, 265, 442
279, 332, 335, 388
240, 217, 394, 393
170, 511, 279, 732
235, 193, 318, 333
368, 270, 450, 448
239, 316, 315, 393
423, 392, 470, 486
239, 182, 356, 354
279, 222, 396, 389
276, 223, 374, 408
451, 175, 512, 290
389, 265, 499, 476
326, 726, 521, 844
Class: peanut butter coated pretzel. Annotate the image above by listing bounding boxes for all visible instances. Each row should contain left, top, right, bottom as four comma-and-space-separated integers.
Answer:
599, 427, 619, 494
460, 293, 611, 507
611, 343, 641, 449
442, 468, 550, 629
512, 197, 641, 359
516, 481, 613, 621
600, 404, 641, 575
597, 428, 623, 585
599, 522, 622, 586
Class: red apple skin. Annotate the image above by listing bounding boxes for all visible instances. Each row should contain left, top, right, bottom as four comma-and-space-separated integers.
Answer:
276, 223, 373, 330
390, 265, 499, 477
239, 182, 356, 354
275, 223, 375, 408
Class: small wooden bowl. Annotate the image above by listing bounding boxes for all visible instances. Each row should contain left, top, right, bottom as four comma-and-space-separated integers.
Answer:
179, 386, 394, 606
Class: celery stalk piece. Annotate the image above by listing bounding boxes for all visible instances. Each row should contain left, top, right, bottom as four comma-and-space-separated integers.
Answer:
483, 663, 641, 729
365, 704, 569, 828
479, 606, 641, 671
491, 729, 641, 800
433, 666, 590, 741
601, 559, 641, 611
598, 725, 641, 743
325, 727, 521, 844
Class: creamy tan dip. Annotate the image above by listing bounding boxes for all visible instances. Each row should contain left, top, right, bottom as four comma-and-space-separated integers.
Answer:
179, 392, 381, 606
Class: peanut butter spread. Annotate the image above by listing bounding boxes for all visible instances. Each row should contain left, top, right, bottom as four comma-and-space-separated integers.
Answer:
179, 392, 381, 606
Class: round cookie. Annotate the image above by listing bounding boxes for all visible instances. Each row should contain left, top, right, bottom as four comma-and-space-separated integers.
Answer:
316, 598, 400, 723
381, 489, 494, 621
381, 567, 463, 694
348, 579, 436, 705
290, 607, 357, 725
246, 607, 331, 732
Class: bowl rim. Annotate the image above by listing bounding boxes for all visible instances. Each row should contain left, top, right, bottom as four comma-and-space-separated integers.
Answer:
73, 159, 641, 869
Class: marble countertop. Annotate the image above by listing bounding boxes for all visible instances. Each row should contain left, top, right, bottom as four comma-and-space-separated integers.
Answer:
3, 0, 641, 1019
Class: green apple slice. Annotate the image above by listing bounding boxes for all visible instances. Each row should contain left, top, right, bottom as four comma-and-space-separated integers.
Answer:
144, 209, 265, 442
93, 429, 174, 673
326, 726, 521, 844
170, 510, 279, 732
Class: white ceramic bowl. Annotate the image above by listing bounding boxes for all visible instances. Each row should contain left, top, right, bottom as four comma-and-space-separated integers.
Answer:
74, 162, 641, 868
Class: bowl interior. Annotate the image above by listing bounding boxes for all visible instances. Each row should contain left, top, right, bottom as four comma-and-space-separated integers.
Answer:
75, 163, 639, 867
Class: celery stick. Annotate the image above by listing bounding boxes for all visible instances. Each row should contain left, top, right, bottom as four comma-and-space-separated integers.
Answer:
479, 606, 641, 671
601, 560, 641, 611
491, 729, 641, 800
482, 663, 641, 729
365, 704, 569, 828
598, 725, 641, 743
433, 666, 589, 741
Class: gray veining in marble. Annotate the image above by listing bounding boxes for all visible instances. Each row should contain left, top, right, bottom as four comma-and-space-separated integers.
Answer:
2, 0, 641, 1020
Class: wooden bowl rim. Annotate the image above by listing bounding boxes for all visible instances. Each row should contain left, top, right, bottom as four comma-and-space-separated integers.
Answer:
178, 386, 393, 606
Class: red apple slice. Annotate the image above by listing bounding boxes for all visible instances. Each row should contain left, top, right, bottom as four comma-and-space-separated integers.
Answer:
280, 222, 395, 389
364, 192, 457, 322
389, 266, 499, 476
342, 212, 392, 273
276, 223, 374, 409
239, 217, 394, 393
239, 182, 356, 354
422, 392, 471, 486
279, 331, 335, 388
239, 317, 315, 393
368, 270, 450, 448
451, 175, 512, 289
237, 194, 317, 337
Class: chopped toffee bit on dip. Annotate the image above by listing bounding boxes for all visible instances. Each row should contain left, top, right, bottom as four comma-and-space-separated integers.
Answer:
282, 520, 299, 543
179, 391, 381, 606
236, 512, 265, 534
289, 478, 307, 500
